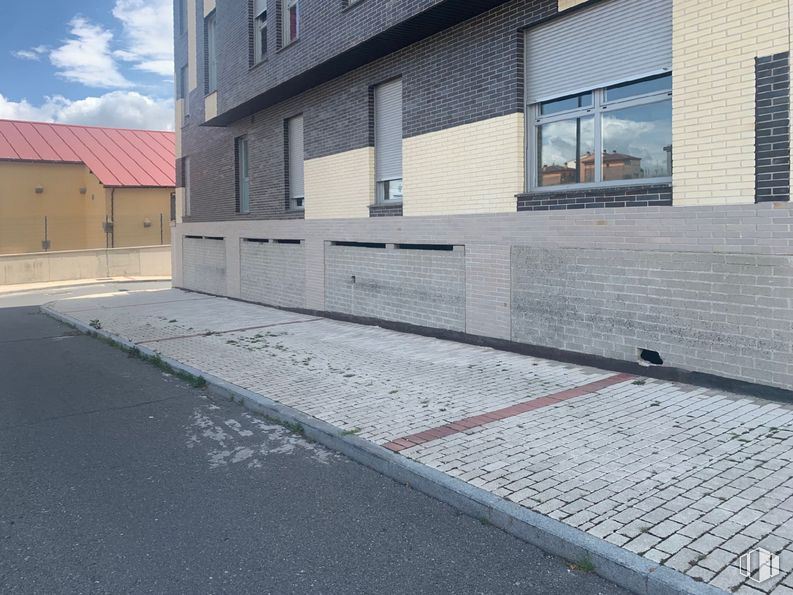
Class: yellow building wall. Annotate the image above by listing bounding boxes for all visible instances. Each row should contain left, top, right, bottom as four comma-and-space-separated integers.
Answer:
304, 147, 374, 219
403, 113, 523, 217
111, 187, 172, 247
0, 161, 173, 255
0, 162, 91, 254
673, 0, 791, 205
558, 0, 589, 10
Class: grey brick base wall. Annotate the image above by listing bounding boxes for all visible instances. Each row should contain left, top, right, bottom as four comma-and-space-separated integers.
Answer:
175, 202, 793, 392
183, 236, 227, 295
239, 239, 306, 308
511, 246, 793, 387
324, 243, 466, 331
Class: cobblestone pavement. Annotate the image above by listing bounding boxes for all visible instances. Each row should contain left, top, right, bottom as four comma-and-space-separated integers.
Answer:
49, 289, 793, 594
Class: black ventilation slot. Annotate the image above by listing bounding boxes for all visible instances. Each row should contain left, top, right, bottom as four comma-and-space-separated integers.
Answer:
243, 238, 270, 244
397, 243, 454, 251
186, 235, 224, 241
274, 239, 302, 244
332, 241, 387, 249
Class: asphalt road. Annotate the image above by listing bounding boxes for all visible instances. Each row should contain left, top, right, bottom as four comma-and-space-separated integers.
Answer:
0, 283, 628, 595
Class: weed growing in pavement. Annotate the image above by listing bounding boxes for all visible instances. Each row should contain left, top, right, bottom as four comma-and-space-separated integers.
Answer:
282, 420, 305, 436
632, 379, 646, 385
341, 427, 362, 436
568, 556, 595, 573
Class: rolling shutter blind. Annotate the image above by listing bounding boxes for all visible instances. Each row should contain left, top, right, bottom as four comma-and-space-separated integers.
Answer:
288, 115, 304, 198
525, 0, 672, 104
375, 78, 403, 182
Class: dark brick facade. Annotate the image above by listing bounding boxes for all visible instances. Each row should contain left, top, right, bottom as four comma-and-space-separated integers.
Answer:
177, 0, 557, 222
516, 184, 673, 211
368, 203, 403, 217
755, 52, 790, 203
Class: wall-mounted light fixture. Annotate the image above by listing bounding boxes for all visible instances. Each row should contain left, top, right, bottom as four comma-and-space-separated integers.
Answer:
34, 186, 44, 194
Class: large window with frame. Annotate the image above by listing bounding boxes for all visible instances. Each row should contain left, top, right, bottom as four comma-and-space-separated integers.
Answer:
532, 73, 672, 189
374, 78, 403, 203
235, 136, 250, 214
286, 115, 304, 210
205, 11, 217, 94
253, 0, 268, 63
282, 0, 299, 47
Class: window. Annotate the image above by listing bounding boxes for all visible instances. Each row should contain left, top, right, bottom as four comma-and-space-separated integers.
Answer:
286, 115, 304, 209
532, 74, 672, 188
253, 0, 268, 63
178, 65, 189, 124
282, 0, 299, 47
205, 11, 217, 94
374, 78, 403, 203
235, 137, 250, 214
183, 157, 191, 217
177, 0, 187, 35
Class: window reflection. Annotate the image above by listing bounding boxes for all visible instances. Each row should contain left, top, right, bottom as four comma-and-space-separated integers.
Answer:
538, 116, 594, 186
601, 100, 672, 180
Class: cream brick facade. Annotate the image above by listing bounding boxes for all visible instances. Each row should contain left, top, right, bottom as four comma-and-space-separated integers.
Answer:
558, 0, 589, 10
305, 147, 374, 219
205, 92, 218, 121
403, 113, 524, 217
673, 0, 791, 206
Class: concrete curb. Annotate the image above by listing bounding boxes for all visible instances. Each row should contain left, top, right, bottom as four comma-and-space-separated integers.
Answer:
43, 303, 729, 595
0, 277, 170, 296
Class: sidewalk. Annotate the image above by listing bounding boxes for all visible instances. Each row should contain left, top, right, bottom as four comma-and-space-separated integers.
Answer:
45, 289, 793, 595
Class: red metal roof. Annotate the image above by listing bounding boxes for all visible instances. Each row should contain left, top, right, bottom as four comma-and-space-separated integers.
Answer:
0, 119, 175, 188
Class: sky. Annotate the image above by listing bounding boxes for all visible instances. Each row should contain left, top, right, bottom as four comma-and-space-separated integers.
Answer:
0, 0, 174, 131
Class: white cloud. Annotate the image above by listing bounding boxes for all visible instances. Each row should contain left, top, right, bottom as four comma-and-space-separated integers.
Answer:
112, 0, 174, 77
11, 0, 175, 91
0, 92, 174, 131
49, 17, 133, 89
12, 46, 47, 61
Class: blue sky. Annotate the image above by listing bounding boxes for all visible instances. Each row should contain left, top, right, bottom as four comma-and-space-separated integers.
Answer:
0, 0, 174, 130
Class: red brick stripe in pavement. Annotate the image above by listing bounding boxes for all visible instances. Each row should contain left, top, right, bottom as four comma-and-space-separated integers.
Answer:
382, 373, 637, 452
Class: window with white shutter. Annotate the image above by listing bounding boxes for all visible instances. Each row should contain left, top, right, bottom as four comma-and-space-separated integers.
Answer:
374, 78, 403, 203
287, 115, 304, 210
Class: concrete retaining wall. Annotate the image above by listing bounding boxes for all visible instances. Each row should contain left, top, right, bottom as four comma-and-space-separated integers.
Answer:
240, 239, 306, 308
325, 243, 466, 331
511, 246, 793, 388
0, 245, 171, 285
172, 202, 793, 391
182, 236, 226, 295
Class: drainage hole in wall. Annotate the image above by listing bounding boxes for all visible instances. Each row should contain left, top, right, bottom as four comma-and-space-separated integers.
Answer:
638, 349, 664, 367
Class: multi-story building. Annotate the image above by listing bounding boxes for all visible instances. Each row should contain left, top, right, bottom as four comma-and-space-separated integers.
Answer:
172, 0, 793, 394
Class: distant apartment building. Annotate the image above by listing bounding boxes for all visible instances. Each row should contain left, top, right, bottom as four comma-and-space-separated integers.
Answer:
173, 0, 793, 393
0, 120, 175, 255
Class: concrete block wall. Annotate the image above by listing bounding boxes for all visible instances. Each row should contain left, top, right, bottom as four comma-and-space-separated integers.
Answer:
182, 236, 227, 295
239, 239, 306, 308
324, 243, 466, 332
175, 202, 793, 391
511, 246, 793, 389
